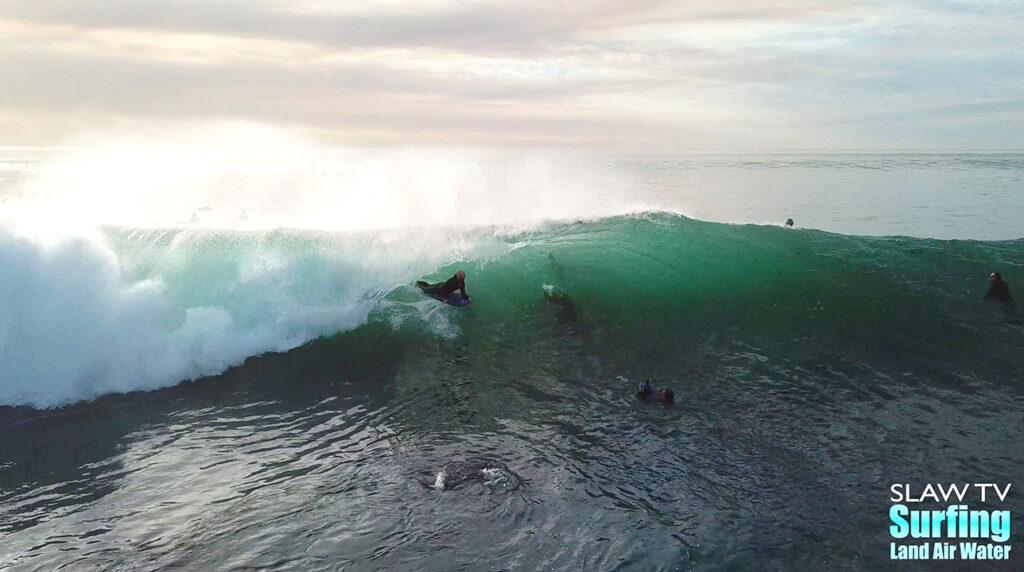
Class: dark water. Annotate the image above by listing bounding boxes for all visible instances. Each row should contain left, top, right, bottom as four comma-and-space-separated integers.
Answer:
2, 215, 1023, 570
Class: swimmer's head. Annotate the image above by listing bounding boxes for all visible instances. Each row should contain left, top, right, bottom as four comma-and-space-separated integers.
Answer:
991, 272, 1002, 283
637, 382, 652, 396
661, 389, 675, 404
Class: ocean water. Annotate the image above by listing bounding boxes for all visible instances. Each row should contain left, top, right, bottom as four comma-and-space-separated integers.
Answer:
1, 150, 1022, 570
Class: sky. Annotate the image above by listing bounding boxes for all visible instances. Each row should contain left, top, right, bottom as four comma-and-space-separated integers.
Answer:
1, 0, 1022, 150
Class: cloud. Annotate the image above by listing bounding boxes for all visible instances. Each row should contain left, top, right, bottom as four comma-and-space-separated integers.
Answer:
0, 0, 1021, 149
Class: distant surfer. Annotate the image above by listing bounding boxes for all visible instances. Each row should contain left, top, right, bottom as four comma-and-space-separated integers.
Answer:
636, 381, 653, 399
544, 288, 578, 323
657, 388, 675, 404
636, 381, 674, 405
417, 270, 471, 304
984, 272, 1014, 307
785, 218, 794, 227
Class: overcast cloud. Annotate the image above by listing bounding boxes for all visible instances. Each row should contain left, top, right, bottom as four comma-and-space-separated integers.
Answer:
1, 0, 1021, 149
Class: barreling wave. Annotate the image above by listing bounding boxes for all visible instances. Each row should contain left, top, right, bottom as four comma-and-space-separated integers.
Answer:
1, 213, 1021, 408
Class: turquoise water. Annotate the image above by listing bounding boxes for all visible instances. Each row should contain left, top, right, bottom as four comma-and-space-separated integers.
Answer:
1, 152, 1023, 569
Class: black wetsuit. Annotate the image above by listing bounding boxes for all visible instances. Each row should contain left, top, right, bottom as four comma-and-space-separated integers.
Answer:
437, 274, 468, 300
985, 278, 1013, 304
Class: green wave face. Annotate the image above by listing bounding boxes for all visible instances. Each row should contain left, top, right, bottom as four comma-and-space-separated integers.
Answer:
399, 214, 1023, 388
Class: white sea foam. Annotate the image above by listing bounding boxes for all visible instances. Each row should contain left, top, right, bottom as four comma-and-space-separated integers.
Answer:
0, 222, 517, 408
433, 471, 447, 490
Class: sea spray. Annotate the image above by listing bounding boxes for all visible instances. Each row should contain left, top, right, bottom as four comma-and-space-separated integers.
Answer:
1, 140, 644, 407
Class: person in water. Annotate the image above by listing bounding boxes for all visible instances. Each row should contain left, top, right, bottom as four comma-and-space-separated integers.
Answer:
658, 388, 675, 404
984, 272, 1014, 306
636, 382, 674, 405
420, 270, 471, 303
636, 381, 653, 399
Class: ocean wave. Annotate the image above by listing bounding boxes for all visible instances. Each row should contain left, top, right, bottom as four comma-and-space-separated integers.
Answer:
2, 213, 1021, 408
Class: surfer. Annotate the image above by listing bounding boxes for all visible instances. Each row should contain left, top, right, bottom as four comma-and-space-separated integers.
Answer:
636, 382, 674, 405
984, 272, 1014, 306
785, 218, 794, 227
544, 289, 578, 323
657, 389, 675, 405
418, 270, 471, 303
636, 381, 653, 399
